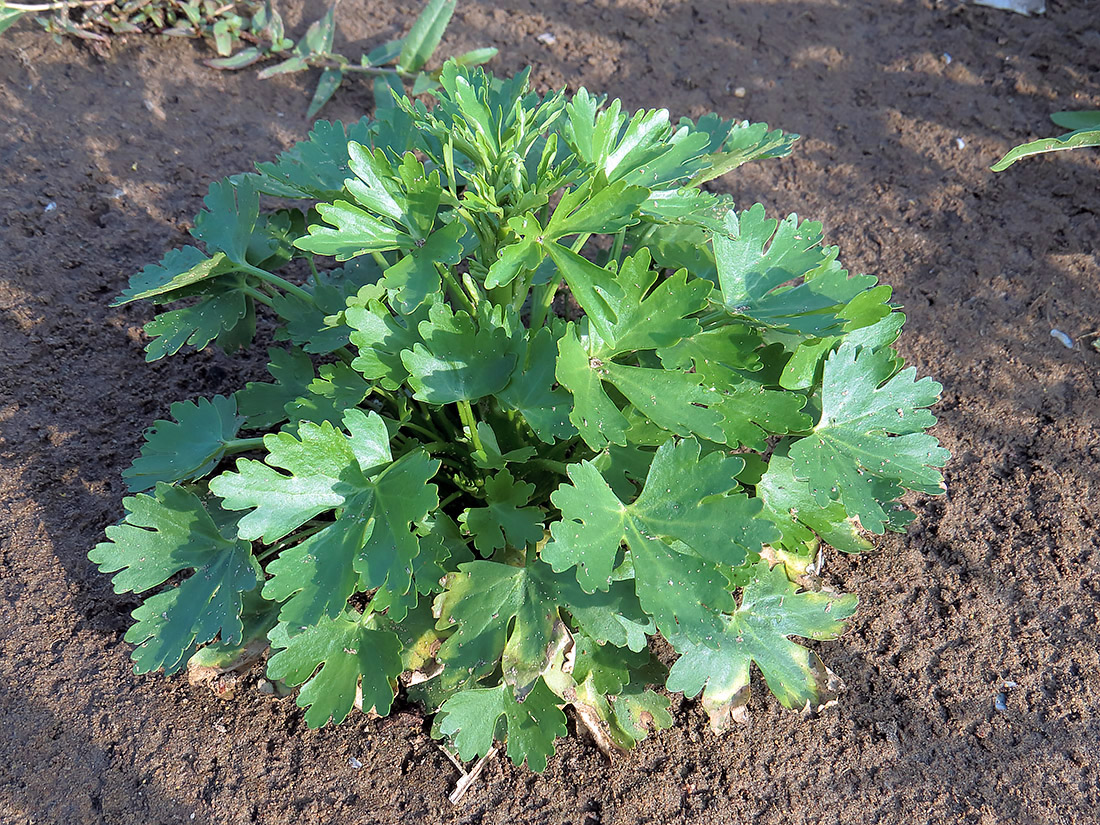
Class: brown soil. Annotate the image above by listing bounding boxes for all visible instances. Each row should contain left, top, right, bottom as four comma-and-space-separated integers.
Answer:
2, 1, 1098, 823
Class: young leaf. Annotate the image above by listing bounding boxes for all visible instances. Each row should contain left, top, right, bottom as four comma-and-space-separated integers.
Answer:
123, 395, 244, 492
267, 613, 403, 726
401, 302, 519, 403
787, 343, 949, 533
435, 678, 567, 771
459, 468, 543, 554
89, 484, 259, 674
666, 562, 857, 731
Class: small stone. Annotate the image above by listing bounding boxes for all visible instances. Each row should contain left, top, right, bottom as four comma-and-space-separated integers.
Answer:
733, 86, 747, 98
994, 693, 1008, 711
536, 32, 556, 45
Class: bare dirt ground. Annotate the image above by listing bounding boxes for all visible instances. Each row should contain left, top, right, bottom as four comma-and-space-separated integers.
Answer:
1, 1, 1098, 822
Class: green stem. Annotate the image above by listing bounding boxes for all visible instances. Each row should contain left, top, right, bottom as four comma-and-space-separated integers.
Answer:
440, 264, 476, 314
609, 227, 626, 266
402, 420, 443, 442
529, 277, 559, 329
371, 251, 392, 270
439, 490, 465, 509
526, 458, 569, 476
224, 437, 266, 453
570, 232, 592, 254
456, 400, 484, 453
240, 262, 314, 304
240, 285, 275, 308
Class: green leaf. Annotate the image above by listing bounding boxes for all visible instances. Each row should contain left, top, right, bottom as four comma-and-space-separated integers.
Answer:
0, 8, 26, 36
756, 454, 871, 554
688, 119, 798, 186
485, 215, 544, 290
544, 176, 649, 239
435, 558, 563, 693
307, 68, 343, 119
211, 410, 439, 620
554, 324, 629, 450
992, 113, 1100, 171
459, 468, 543, 554
346, 292, 433, 391
666, 562, 857, 731
300, 4, 336, 55
496, 326, 573, 443
296, 199, 408, 260
252, 118, 374, 200
435, 678, 567, 771
267, 613, 403, 727
398, 0, 456, 72
235, 347, 315, 431
712, 205, 885, 338
113, 247, 237, 306
271, 257, 383, 354
787, 343, 949, 532
382, 220, 466, 312
555, 323, 726, 450
285, 362, 372, 429
142, 285, 251, 362
547, 438, 777, 642
1049, 110, 1100, 131
89, 485, 258, 674
191, 178, 260, 265
206, 47, 266, 70
123, 395, 243, 492
401, 302, 519, 403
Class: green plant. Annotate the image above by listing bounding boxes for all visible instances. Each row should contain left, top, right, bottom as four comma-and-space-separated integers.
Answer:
0, 0, 494, 117
992, 110, 1100, 171
91, 62, 948, 771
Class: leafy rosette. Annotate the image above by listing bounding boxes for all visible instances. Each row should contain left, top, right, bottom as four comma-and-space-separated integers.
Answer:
93, 62, 948, 772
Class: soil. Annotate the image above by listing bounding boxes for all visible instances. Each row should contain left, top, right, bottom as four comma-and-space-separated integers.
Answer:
2, 1, 1099, 823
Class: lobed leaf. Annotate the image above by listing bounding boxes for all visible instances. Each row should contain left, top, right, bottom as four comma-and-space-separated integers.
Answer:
123, 395, 243, 492
435, 678, 567, 771
666, 562, 857, 731
787, 343, 949, 532
267, 613, 403, 727
89, 484, 259, 674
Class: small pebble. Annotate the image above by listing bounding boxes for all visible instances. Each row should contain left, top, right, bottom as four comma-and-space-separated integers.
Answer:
536, 32, 556, 45
955, 137, 966, 150
1050, 328, 1074, 349
1003, 680, 1018, 689
942, 53, 953, 64
733, 86, 747, 98
994, 692, 1008, 711
257, 680, 275, 695
349, 756, 363, 770
43, 201, 57, 213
